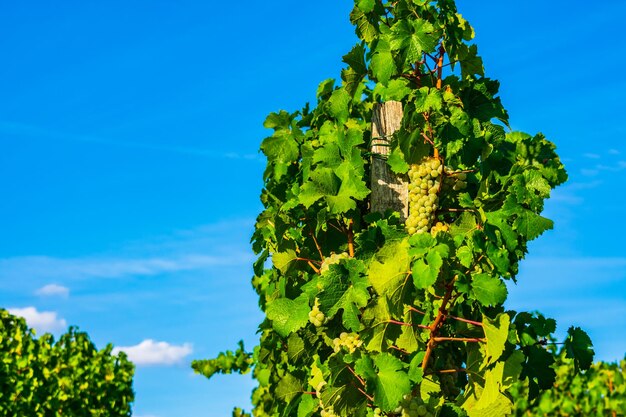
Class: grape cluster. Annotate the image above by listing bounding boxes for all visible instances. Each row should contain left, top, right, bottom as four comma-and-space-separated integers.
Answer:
309, 298, 326, 327
398, 396, 434, 417
372, 408, 383, 417
320, 252, 350, 274
442, 169, 467, 192
430, 221, 449, 236
320, 407, 339, 417
332, 332, 363, 353
406, 157, 443, 235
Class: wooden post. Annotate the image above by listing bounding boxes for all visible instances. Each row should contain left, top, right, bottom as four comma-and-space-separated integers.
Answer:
370, 101, 408, 220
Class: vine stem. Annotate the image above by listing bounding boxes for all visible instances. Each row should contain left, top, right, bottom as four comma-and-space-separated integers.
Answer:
307, 262, 320, 274
436, 44, 445, 90
433, 337, 485, 343
386, 319, 430, 330
408, 305, 483, 327
389, 345, 410, 355
310, 230, 325, 262
347, 219, 355, 258
421, 276, 457, 371
346, 365, 366, 387
436, 368, 468, 374
357, 386, 374, 403
445, 168, 478, 175
438, 208, 475, 213
448, 315, 483, 327
295, 257, 321, 274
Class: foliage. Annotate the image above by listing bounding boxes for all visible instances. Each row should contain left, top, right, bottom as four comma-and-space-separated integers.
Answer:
191, 341, 253, 379
195, 1, 594, 416
0, 309, 134, 416
511, 346, 626, 416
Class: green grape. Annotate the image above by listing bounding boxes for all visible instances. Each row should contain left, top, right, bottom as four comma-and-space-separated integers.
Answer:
319, 252, 349, 274
406, 157, 443, 235
309, 298, 325, 327
332, 332, 362, 353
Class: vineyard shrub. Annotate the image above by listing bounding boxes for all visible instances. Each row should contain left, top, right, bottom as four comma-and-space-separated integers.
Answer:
193, 1, 596, 416
0, 309, 134, 416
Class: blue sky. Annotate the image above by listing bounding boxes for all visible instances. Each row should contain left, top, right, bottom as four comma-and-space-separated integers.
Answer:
1, 1, 625, 416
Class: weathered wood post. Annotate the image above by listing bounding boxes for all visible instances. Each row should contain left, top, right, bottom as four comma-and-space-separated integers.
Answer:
370, 101, 409, 220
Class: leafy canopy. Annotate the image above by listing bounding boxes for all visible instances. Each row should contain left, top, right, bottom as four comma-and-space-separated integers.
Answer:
0, 309, 134, 417
194, 1, 593, 416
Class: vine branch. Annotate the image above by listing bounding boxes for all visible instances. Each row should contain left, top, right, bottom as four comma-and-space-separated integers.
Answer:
421, 276, 457, 371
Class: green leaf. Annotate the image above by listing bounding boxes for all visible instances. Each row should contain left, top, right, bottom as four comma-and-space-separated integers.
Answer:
373, 78, 411, 101
318, 262, 370, 331
372, 353, 411, 411
362, 297, 400, 352
263, 110, 293, 129
387, 148, 410, 174
450, 211, 478, 240
396, 128, 431, 165
299, 168, 341, 209
297, 394, 317, 417
350, 5, 378, 43
458, 44, 484, 79
456, 246, 473, 268
317, 78, 335, 98
463, 362, 513, 417
328, 88, 351, 123
389, 19, 438, 64
355, 355, 376, 381
485, 211, 518, 251
368, 239, 411, 301
342, 43, 367, 75
522, 345, 556, 398
287, 334, 307, 362
266, 295, 310, 337
356, 0, 375, 13
408, 352, 425, 383
502, 350, 524, 389
513, 210, 553, 241
414, 87, 443, 112
260, 131, 299, 165
370, 39, 396, 84
564, 327, 594, 371
276, 373, 303, 403
482, 314, 509, 366
471, 274, 507, 307
272, 249, 297, 273
412, 247, 444, 289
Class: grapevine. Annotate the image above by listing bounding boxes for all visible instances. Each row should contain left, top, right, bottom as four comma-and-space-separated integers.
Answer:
0, 309, 134, 416
511, 342, 626, 416
193, 1, 596, 416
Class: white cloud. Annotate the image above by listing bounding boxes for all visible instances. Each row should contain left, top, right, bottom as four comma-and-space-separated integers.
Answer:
0, 253, 253, 282
608, 149, 620, 155
583, 153, 601, 159
0, 120, 257, 160
580, 168, 599, 177
35, 284, 70, 297
550, 180, 602, 204
596, 162, 626, 172
113, 339, 192, 366
7, 307, 67, 333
